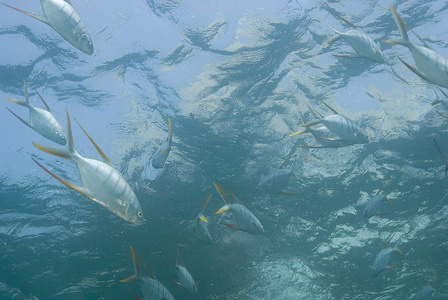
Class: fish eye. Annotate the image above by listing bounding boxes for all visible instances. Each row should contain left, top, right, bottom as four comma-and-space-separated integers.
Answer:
138, 212, 143, 218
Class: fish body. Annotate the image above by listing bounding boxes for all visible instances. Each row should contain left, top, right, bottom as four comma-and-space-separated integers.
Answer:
364, 194, 386, 218
33, 110, 144, 225
152, 119, 172, 169
372, 247, 402, 278
431, 88, 448, 111
384, 6, 448, 88
196, 194, 213, 244
176, 265, 198, 295
5, 80, 66, 145
257, 168, 294, 194
3, 0, 93, 54
121, 246, 175, 300
417, 285, 434, 300
306, 125, 355, 148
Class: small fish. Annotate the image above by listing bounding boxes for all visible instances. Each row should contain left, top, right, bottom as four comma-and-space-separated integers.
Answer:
383, 6, 448, 88
196, 194, 213, 244
152, 119, 172, 169
363, 177, 393, 219
121, 245, 175, 300
433, 138, 448, 175
3, 0, 93, 55
417, 271, 436, 300
5, 80, 66, 145
372, 233, 402, 278
300, 98, 369, 145
32, 110, 144, 225
174, 245, 198, 295
257, 148, 299, 195
290, 107, 354, 148
323, 8, 384, 63
213, 182, 264, 234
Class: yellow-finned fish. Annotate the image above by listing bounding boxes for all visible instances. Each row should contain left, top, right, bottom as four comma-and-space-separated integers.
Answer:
174, 245, 198, 295
383, 6, 448, 88
32, 110, 144, 225
121, 245, 175, 300
196, 194, 213, 244
3, 0, 93, 55
5, 80, 66, 145
213, 182, 264, 235
371, 233, 402, 278
152, 119, 172, 169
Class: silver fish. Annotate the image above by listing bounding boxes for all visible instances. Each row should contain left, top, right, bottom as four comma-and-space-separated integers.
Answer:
196, 194, 213, 245
417, 271, 436, 300
324, 8, 384, 63
174, 245, 198, 295
5, 80, 66, 145
213, 182, 264, 235
32, 110, 144, 225
121, 245, 175, 300
152, 119, 172, 169
3, 0, 93, 54
383, 6, 448, 88
290, 107, 354, 148
363, 177, 393, 219
300, 98, 369, 145
257, 149, 298, 195
372, 233, 402, 278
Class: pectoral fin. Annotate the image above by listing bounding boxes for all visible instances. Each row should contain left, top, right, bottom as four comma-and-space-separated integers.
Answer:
334, 54, 363, 59
301, 120, 320, 127
6, 108, 32, 129
289, 130, 307, 137
220, 223, 242, 231
386, 263, 401, 270
281, 191, 296, 196
386, 198, 393, 204
127, 292, 143, 300
34, 89, 52, 112
3, 3, 48, 25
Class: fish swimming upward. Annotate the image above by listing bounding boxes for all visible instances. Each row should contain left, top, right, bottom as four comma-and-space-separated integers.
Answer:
300, 97, 369, 145
152, 119, 172, 169
196, 194, 213, 245
383, 6, 448, 88
174, 245, 198, 295
213, 182, 264, 235
290, 107, 355, 148
363, 177, 393, 219
32, 110, 144, 225
257, 148, 299, 195
3, 0, 93, 54
121, 245, 175, 300
323, 8, 384, 63
4, 80, 66, 145
371, 233, 402, 278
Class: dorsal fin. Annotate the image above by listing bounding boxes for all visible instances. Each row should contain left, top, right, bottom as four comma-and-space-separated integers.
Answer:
200, 194, 212, 213
75, 120, 116, 169
324, 7, 359, 29
383, 233, 395, 249
316, 96, 339, 114
33, 89, 52, 112
279, 147, 296, 169
220, 185, 243, 204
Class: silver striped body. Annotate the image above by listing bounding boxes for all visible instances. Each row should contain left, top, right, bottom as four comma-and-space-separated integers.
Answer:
196, 213, 212, 244
28, 105, 66, 145
176, 265, 198, 295
409, 44, 448, 88
257, 168, 294, 193
372, 247, 400, 278
306, 125, 354, 148
334, 29, 384, 62
140, 277, 175, 300
363, 194, 385, 218
319, 114, 368, 144
231, 203, 264, 235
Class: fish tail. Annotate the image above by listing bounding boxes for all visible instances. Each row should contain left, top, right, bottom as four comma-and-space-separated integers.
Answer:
382, 6, 410, 46
120, 245, 140, 283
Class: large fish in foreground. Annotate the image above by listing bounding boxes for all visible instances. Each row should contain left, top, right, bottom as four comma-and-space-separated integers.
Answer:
196, 194, 213, 244
32, 110, 144, 225
383, 6, 448, 88
324, 8, 384, 63
371, 233, 402, 278
4, 80, 66, 145
121, 245, 175, 300
300, 98, 369, 145
213, 182, 264, 235
152, 119, 172, 169
3, 0, 93, 54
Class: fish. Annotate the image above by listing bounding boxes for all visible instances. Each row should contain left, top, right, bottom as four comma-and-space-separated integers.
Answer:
300, 97, 369, 145
323, 8, 384, 63
152, 119, 172, 169
433, 138, 448, 175
196, 194, 213, 244
417, 271, 436, 300
213, 182, 264, 234
257, 148, 299, 195
4, 80, 66, 145
363, 177, 393, 219
121, 245, 175, 300
32, 110, 144, 225
3, 0, 93, 55
372, 233, 402, 278
290, 107, 355, 148
383, 6, 448, 88
174, 245, 198, 295
431, 87, 448, 112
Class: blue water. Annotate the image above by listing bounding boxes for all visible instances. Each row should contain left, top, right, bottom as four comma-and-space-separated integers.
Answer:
1, 0, 448, 299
